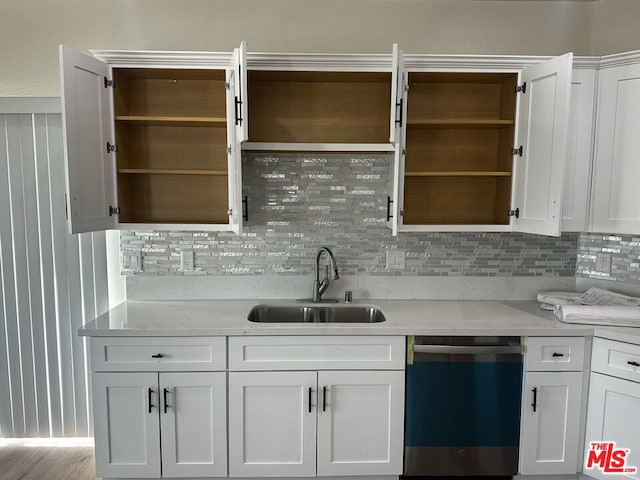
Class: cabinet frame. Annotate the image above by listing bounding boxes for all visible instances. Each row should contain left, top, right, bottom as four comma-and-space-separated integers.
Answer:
390, 53, 573, 236
59, 45, 246, 234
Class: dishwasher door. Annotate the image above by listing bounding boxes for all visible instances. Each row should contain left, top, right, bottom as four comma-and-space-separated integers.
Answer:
404, 336, 523, 476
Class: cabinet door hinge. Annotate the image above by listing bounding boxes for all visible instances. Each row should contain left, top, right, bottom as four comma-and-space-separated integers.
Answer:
511, 146, 523, 156
226, 145, 232, 155
225, 81, 231, 90
508, 208, 520, 219
104, 77, 116, 88
106, 142, 118, 153
515, 82, 526, 94
109, 206, 121, 216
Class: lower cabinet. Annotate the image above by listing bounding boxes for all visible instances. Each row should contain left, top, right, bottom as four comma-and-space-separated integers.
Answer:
228, 370, 405, 477
584, 337, 640, 480
519, 371, 584, 474
519, 337, 586, 475
92, 371, 227, 479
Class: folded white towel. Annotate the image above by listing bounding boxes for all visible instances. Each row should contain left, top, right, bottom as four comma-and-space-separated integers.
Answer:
554, 304, 640, 327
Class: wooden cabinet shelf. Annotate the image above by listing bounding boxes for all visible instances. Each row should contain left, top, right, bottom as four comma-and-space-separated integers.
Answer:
115, 115, 227, 127
247, 70, 392, 144
111, 68, 230, 225
118, 169, 227, 176
403, 71, 517, 226
405, 171, 512, 177
407, 119, 514, 128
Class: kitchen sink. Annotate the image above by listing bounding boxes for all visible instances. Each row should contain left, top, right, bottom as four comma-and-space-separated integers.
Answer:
247, 304, 386, 323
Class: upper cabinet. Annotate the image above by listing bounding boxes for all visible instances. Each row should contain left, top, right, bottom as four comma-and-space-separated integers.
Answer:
242, 46, 400, 152
390, 53, 573, 236
590, 55, 640, 234
59, 44, 246, 234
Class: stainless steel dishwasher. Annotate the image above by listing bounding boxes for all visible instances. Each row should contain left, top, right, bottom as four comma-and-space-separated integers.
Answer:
404, 336, 523, 476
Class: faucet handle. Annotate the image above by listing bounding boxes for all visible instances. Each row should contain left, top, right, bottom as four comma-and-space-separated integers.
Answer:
344, 291, 353, 303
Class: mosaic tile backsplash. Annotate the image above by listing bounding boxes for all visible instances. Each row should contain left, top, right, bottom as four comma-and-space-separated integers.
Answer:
576, 234, 640, 285
120, 153, 578, 276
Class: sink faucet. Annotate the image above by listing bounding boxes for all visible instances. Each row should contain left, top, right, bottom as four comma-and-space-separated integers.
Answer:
313, 247, 340, 302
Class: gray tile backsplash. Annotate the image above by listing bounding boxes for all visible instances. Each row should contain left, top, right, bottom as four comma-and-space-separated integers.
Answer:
576, 233, 640, 284
120, 153, 578, 277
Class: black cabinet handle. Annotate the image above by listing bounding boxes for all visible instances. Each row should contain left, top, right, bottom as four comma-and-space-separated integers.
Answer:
235, 97, 243, 126
552, 352, 565, 358
395, 98, 403, 127
387, 196, 393, 221
242, 196, 248, 221
148, 388, 154, 413
322, 386, 327, 412
531, 387, 538, 413
628, 360, 640, 367
151, 354, 164, 359
308, 387, 312, 413
163, 388, 170, 414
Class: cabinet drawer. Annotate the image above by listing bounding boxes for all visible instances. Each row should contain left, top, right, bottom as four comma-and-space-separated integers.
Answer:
525, 337, 585, 371
228, 336, 405, 371
90, 337, 226, 372
592, 337, 640, 382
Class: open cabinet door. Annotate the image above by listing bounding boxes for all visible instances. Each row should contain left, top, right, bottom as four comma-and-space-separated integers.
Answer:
233, 41, 248, 143
390, 50, 407, 236
59, 45, 117, 234
511, 53, 573, 236
227, 54, 243, 235
389, 44, 400, 144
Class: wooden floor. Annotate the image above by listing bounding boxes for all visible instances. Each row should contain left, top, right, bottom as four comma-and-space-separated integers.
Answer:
0, 439, 98, 480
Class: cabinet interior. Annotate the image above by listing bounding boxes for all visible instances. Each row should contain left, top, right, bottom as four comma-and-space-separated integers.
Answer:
112, 68, 229, 224
404, 72, 517, 225
247, 71, 392, 144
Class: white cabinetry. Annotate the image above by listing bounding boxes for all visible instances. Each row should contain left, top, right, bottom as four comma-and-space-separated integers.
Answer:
89, 337, 228, 479
590, 57, 640, 234
519, 337, 585, 474
391, 54, 573, 236
227, 336, 405, 478
561, 67, 598, 232
584, 338, 640, 480
59, 44, 246, 234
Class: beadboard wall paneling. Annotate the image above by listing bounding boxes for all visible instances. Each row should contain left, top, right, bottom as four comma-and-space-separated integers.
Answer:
0, 107, 109, 438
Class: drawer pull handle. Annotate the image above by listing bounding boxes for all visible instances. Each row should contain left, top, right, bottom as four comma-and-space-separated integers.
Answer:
151, 354, 164, 359
323, 386, 327, 412
531, 387, 538, 413
628, 360, 640, 367
148, 388, 155, 413
163, 388, 170, 414
552, 352, 565, 358
308, 387, 312, 413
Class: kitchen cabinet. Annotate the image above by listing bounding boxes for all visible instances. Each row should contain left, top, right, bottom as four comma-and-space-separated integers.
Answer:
590, 55, 640, 234
561, 67, 598, 232
390, 54, 573, 236
89, 337, 228, 479
519, 337, 585, 474
243, 45, 401, 152
59, 44, 246, 234
227, 336, 405, 478
584, 338, 640, 480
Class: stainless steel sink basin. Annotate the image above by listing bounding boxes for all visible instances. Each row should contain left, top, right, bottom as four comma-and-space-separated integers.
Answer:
247, 304, 386, 323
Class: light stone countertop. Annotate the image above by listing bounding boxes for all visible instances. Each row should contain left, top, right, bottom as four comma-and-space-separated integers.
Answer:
79, 299, 640, 344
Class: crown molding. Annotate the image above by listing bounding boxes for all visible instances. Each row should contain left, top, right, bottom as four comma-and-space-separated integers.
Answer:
246, 52, 393, 71
598, 49, 640, 68
90, 50, 232, 68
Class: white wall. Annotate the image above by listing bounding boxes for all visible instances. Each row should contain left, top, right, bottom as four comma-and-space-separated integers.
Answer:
0, 0, 595, 97
591, 0, 640, 55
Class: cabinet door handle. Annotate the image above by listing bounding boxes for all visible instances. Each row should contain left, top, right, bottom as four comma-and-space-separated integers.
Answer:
148, 388, 155, 413
151, 353, 164, 359
628, 360, 640, 367
322, 386, 327, 412
531, 387, 538, 413
552, 352, 564, 358
163, 388, 170, 414
308, 387, 312, 413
